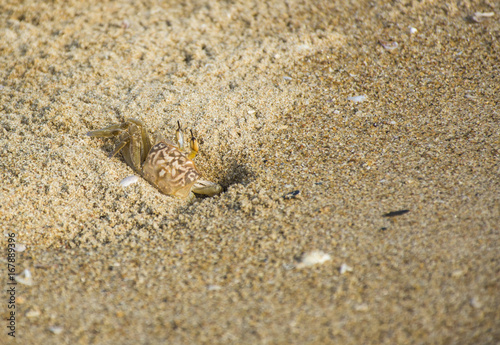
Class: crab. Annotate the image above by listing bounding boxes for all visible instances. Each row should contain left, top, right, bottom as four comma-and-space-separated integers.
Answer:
87, 118, 222, 200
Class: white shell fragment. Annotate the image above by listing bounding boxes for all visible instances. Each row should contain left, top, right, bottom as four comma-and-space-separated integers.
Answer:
347, 95, 367, 103
121, 19, 130, 29
451, 269, 465, 277
340, 263, 353, 274
379, 40, 398, 50
207, 285, 222, 291
15, 244, 26, 252
49, 326, 64, 335
354, 303, 369, 312
470, 296, 482, 309
26, 308, 41, 318
15, 269, 34, 286
474, 12, 495, 17
119, 175, 139, 187
297, 250, 331, 268
409, 27, 418, 34
469, 12, 495, 23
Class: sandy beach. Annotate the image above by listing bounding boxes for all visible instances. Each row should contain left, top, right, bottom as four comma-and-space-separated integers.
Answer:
1, 0, 499, 344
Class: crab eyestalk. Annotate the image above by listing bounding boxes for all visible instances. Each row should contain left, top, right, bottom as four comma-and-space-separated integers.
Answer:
188, 129, 199, 160
175, 120, 184, 150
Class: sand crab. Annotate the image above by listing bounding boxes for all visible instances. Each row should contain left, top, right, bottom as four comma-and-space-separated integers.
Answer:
87, 118, 222, 200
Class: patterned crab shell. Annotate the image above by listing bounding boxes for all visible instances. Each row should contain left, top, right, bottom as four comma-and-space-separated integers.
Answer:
143, 141, 200, 199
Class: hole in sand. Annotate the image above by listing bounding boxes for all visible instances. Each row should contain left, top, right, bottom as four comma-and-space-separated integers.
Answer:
220, 161, 254, 189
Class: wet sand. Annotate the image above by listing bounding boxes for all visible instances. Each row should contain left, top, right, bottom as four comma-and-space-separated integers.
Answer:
1, 0, 499, 344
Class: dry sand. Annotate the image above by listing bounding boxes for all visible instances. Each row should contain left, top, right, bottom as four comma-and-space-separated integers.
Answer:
1, 0, 499, 344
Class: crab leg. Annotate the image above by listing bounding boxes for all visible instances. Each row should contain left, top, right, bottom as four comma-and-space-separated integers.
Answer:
108, 139, 128, 158
126, 123, 146, 173
126, 118, 152, 160
86, 122, 129, 137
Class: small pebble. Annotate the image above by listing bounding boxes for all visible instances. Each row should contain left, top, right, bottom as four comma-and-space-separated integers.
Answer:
283, 190, 300, 200
120, 175, 139, 187
409, 27, 418, 34
383, 209, 410, 217
283, 76, 292, 81
297, 251, 331, 268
